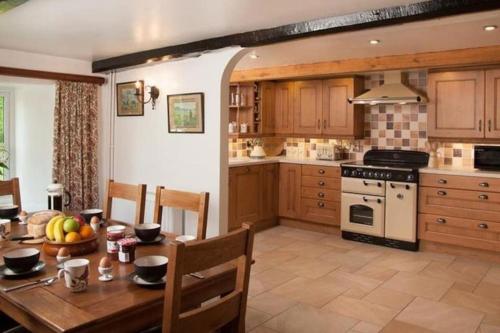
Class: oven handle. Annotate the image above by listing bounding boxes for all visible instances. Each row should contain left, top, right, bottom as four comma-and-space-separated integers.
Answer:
363, 180, 382, 187
362, 196, 382, 204
389, 183, 410, 190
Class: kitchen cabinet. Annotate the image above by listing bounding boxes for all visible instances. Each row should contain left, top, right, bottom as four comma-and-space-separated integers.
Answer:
293, 80, 323, 135
274, 81, 294, 134
427, 70, 485, 138
228, 164, 278, 231
260, 81, 275, 135
278, 163, 302, 218
322, 78, 364, 137
486, 69, 500, 138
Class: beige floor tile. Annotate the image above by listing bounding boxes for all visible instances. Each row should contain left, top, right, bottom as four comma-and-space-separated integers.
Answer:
279, 241, 334, 259
254, 235, 296, 253
474, 281, 500, 301
396, 297, 484, 333
318, 251, 372, 273
264, 303, 358, 333
479, 323, 500, 333
254, 251, 297, 267
350, 321, 383, 333
280, 228, 329, 242
483, 267, 500, 286
381, 271, 453, 301
441, 288, 500, 315
319, 236, 359, 251
246, 307, 274, 332
323, 295, 399, 326
483, 313, 500, 326
271, 276, 348, 307
381, 320, 437, 333
363, 287, 415, 311
249, 269, 297, 297
249, 326, 279, 333
247, 292, 297, 316
420, 259, 490, 287
277, 256, 340, 279
345, 246, 386, 261
326, 270, 382, 299
371, 253, 431, 273
354, 263, 398, 282
410, 251, 456, 265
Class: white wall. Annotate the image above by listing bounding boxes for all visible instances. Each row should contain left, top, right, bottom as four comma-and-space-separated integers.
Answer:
99, 47, 245, 237
0, 77, 56, 211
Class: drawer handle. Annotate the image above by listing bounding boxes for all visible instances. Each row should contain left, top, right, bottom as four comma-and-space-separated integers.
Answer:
478, 194, 489, 200
390, 183, 410, 190
317, 201, 325, 208
479, 182, 489, 188
363, 181, 382, 187
318, 169, 325, 174
362, 197, 382, 204
318, 192, 325, 198
478, 223, 488, 229
436, 218, 446, 224
438, 179, 447, 184
318, 181, 325, 186
437, 191, 447, 196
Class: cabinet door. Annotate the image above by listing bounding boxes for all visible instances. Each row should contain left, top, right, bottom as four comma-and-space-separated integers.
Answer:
228, 166, 262, 231
293, 80, 323, 135
486, 69, 500, 138
322, 78, 363, 136
261, 164, 278, 221
261, 82, 275, 135
275, 82, 294, 134
428, 71, 485, 138
278, 164, 301, 218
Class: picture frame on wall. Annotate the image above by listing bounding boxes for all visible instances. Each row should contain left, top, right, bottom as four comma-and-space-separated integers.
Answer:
116, 81, 144, 116
167, 92, 205, 133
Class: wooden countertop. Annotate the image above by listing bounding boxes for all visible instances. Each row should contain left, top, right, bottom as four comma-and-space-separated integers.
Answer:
420, 166, 500, 179
228, 157, 353, 167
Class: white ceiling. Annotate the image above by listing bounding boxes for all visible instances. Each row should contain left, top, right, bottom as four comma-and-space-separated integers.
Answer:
0, 0, 421, 61
236, 10, 500, 69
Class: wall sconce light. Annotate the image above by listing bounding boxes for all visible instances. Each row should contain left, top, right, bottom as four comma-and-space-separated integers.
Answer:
134, 80, 160, 110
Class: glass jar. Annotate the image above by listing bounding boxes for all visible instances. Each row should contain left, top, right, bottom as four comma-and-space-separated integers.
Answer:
106, 225, 126, 260
117, 238, 137, 263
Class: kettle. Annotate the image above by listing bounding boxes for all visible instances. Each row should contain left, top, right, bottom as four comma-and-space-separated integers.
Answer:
47, 182, 71, 211
250, 145, 266, 159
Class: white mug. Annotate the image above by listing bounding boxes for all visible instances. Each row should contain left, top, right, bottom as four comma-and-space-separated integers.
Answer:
0, 219, 11, 239
58, 258, 90, 292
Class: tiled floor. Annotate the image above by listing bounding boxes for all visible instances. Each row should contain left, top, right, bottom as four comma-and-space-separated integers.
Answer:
246, 226, 500, 333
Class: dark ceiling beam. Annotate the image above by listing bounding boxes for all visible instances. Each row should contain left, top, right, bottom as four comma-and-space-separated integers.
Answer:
92, 0, 500, 73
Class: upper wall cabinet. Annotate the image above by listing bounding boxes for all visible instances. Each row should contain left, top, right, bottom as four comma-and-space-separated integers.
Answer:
293, 80, 323, 135
486, 69, 500, 139
260, 82, 276, 135
427, 70, 485, 139
274, 82, 295, 134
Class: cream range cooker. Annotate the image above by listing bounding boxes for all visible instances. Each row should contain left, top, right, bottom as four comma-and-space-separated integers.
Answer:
340, 150, 429, 251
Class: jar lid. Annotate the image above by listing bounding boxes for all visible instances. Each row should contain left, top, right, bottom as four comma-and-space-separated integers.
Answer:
117, 238, 137, 246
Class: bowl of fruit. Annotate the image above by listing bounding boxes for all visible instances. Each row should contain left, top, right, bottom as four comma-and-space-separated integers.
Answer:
42, 215, 98, 257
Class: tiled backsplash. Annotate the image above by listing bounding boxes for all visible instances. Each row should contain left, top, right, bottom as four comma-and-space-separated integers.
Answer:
228, 71, 483, 167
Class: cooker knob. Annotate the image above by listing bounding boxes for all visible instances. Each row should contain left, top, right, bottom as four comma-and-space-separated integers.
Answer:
351, 170, 358, 177
379, 172, 385, 179
374, 172, 379, 178
343, 169, 349, 176
386, 172, 392, 179
407, 174, 415, 181
363, 171, 368, 177
368, 171, 373, 177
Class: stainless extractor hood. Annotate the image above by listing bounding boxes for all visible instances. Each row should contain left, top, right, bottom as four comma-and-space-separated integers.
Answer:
348, 71, 427, 105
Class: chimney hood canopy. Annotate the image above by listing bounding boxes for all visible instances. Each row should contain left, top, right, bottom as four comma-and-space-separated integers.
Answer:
348, 71, 427, 105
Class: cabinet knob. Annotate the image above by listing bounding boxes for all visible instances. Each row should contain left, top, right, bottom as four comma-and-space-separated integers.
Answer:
489, 119, 492, 132
479, 182, 489, 188
478, 194, 489, 200
318, 181, 325, 186
436, 218, 446, 224
317, 201, 325, 208
317, 119, 321, 130
479, 119, 483, 132
437, 191, 447, 196
318, 169, 325, 174
318, 192, 325, 198
438, 179, 447, 184
323, 119, 327, 129
478, 223, 488, 229
245, 167, 250, 173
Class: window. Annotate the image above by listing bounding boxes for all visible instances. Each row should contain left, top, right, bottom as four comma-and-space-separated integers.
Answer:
0, 91, 11, 179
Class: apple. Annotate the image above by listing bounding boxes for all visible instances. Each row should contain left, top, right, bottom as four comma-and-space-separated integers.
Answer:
63, 218, 80, 233
74, 215, 86, 227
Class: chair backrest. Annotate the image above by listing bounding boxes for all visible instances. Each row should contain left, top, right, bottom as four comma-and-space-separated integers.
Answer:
162, 223, 255, 333
0, 178, 21, 210
153, 186, 209, 240
103, 179, 147, 225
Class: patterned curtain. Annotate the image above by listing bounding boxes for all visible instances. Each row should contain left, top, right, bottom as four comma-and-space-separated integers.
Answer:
53, 81, 99, 210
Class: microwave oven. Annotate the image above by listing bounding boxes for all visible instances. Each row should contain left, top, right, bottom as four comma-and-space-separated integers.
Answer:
474, 145, 500, 170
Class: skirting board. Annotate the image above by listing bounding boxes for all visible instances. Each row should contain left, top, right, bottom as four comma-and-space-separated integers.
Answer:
279, 218, 340, 235
420, 240, 500, 264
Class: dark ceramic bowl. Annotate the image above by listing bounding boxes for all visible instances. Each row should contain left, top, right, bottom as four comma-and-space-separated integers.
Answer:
134, 255, 168, 282
0, 205, 19, 220
80, 209, 103, 223
3, 248, 40, 273
134, 224, 161, 242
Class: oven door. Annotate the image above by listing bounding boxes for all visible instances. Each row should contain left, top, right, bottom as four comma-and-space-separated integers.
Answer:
341, 192, 385, 237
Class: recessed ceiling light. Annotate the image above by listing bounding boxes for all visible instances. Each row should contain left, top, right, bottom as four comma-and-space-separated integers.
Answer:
369, 39, 381, 45
249, 53, 260, 59
484, 25, 497, 31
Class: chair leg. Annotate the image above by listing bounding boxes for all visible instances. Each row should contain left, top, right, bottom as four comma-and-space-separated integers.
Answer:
220, 317, 240, 333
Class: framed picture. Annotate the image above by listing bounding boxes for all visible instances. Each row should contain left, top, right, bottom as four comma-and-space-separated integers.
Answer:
116, 81, 144, 116
167, 93, 204, 133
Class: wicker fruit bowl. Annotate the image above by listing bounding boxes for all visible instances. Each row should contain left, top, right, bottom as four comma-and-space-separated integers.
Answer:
42, 235, 99, 257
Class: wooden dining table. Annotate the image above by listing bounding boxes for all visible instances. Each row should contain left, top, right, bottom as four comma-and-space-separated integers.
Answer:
0, 219, 238, 333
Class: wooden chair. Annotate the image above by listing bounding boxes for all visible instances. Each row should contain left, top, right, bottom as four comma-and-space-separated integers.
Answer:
103, 179, 147, 225
163, 223, 255, 333
153, 187, 209, 240
0, 178, 21, 210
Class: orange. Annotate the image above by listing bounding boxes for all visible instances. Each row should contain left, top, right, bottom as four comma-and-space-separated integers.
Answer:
79, 225, 94, 239
65, 231, 81, 243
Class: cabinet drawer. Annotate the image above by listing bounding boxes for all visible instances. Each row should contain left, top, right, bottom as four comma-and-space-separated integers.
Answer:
418, 213, 500, 252
421, 173, 500, 192
302, 165, 340, 178
301, 187, 340, 202
419, 187, 500, 222
300, 199, 340, 225
302, 176, 340, 190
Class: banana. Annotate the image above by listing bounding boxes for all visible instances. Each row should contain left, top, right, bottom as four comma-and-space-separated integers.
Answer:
53, 217, 65, 243
45, 216, 64, 241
